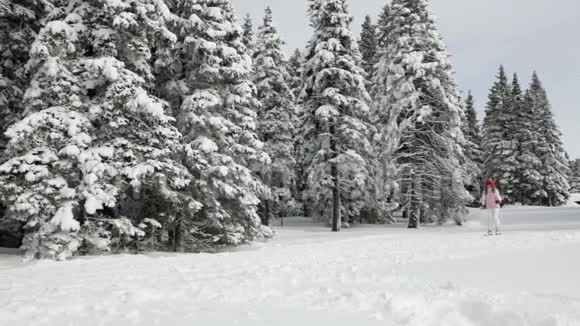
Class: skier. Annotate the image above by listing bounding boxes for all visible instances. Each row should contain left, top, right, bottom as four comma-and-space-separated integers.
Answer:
481, 178, 502, 235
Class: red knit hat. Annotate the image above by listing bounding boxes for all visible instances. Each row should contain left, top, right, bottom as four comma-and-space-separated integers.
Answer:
486, 178, 495, 186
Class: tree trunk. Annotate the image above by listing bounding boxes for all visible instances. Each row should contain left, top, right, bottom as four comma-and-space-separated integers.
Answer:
331, 154, 340, 232
330, 123, 340, 232
419, 205, 426, 224
408, 170, 419, 229
259, 170, 272, 226
171, 217, 183, 252
263, 200, 270, 226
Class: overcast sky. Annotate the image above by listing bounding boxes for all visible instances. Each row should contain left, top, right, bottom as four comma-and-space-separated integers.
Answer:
235, 0, 580, 158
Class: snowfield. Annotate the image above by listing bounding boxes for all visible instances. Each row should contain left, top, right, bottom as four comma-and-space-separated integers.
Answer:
1, 207, 580, 326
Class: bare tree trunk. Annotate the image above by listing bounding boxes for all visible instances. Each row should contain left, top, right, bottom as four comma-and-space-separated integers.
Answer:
264, 200, 270, 226
171, 221, 178, 252
330, 123, 340, 232
331, 157, 340, 232
171, 217, 184, 252
259, 170, 272, 226
419, 205, 426, 224
408, 170, 419, 229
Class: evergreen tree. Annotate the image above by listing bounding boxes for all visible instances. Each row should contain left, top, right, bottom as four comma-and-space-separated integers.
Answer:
0, 0, 52, 248
286, 48, 307, 214
570, 159, 580, 193
241, 13, 255, 54
0, 0, 194, 260
513, 79, 544, 204
300, 0, 375, 229
0, 0, 51, 153
287, 48, 304, 99
252, 7, 297, 224
158, 0, 272, 248
506, 73, 526, 201
528, 72, 570, 206
372, 0, 469, 228
482, 66, 518, 196
358, 15, 378, 80
371, 4, 392, 100
463, 91, 483, 156
460, 91, 483, 196
376, 4, 393, 48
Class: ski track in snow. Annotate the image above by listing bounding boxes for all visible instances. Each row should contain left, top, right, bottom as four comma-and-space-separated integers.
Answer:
1, 207, 580, 326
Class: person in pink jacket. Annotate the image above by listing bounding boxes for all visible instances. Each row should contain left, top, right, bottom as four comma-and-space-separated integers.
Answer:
481, 178, 503, 235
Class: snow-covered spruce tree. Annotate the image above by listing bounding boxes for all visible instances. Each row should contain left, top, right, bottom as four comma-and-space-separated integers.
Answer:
527, 72, 570, 206
286, 48, 304, 136
241, 13, 255, 54
511, 75, 543, 204
0, 0, 52, 248
368, 2, 397, 221
376, 3, 392, 48
286, 48, 307, 214
570, 159, 580, 194
287, 48, 304, 100
252, 7, 297, 224
157, 0, 272, 247
371, 0, 470, 228
0, 0, 51, 154
287, 49, 304, 144
460, 91, 483, 198
505, 73, 527, 202
463, 91, 482, 159
0, 0, 196, 260
482, 66, 518, 196
358, 15, 378, 81
300, 0, 376, 229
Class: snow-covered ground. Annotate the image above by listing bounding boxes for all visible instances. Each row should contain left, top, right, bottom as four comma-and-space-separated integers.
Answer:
1, 207, 579, 326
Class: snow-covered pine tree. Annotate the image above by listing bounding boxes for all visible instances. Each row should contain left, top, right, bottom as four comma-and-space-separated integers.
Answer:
252, 7, 297, 224
482, 66, 518, 196
241, 13, 255, 54
376, 4, 393, 53
287, 48, 304, 99
286, 48, 307, 215
0, 0, 51, 153
158, 0, 272, 247
527, 72, 570, 206
570, 159, 580, 194
372, 0, 470, 228
0, 0, 53, 248
286, 49, 304, 127
513, 78, 544, 204
505, 73, 527, 202
372, 0, 413, 223
0, 0, 195, 260
358, 15, 378, 81
463, 92, 483, 157
368, 3, 396, 222
460, 91, 483, 197
300, 0, 375, 229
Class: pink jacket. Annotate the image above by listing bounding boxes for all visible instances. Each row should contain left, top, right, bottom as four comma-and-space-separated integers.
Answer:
481, 189, 502, 209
